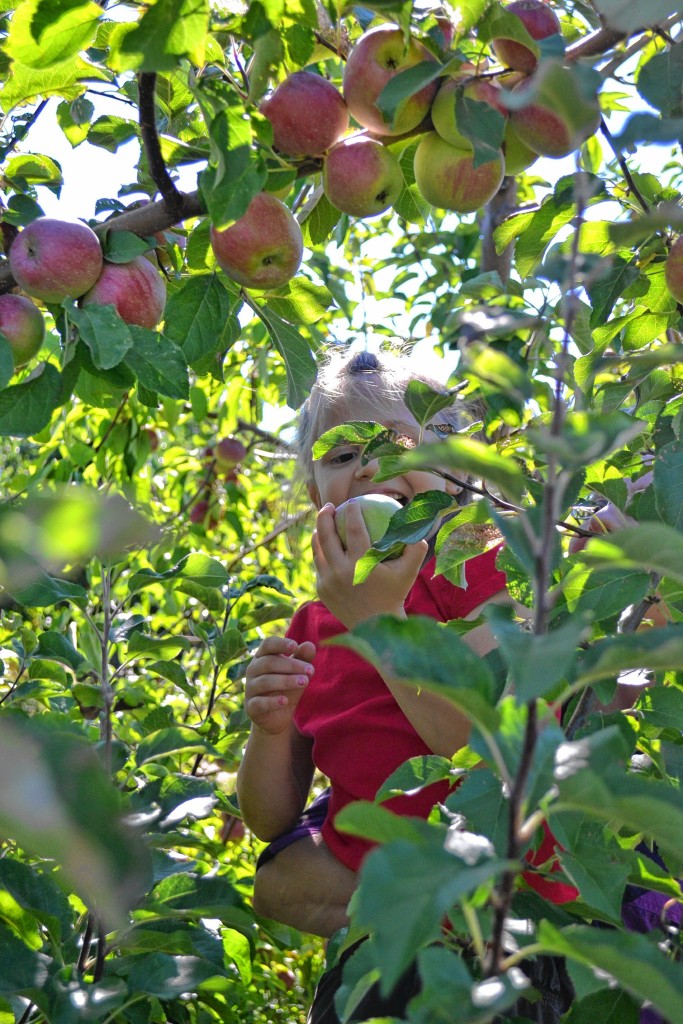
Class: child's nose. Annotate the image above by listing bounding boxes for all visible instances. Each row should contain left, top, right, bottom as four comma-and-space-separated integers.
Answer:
355, 455, 379, 478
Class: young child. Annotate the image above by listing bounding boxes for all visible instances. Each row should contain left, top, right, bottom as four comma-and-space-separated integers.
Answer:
235, 349, 574, 1021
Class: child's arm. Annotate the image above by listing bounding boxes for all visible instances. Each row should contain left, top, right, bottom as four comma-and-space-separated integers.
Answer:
236, 635, 316, 841
312, 502, 481, 758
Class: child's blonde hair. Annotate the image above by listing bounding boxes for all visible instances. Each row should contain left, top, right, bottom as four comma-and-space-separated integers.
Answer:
296, 349, 464, 487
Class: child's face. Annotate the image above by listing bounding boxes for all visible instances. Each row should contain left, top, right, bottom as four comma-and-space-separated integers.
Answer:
308, 404, 459, 510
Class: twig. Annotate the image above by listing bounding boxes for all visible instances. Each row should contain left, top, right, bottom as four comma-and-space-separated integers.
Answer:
599, 117, 650, 214
0, 98, 49, 162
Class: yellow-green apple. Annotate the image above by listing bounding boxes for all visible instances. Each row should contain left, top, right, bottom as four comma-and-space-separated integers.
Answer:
323, 137, 403, 217
210, 193, 303, 290
414, 132, 504, 212
260, 71, 349, 157
343, 24, 437, 136
665, 236, 683, 302
0, 293, 46, 367
492, 0, 561, 73
335, 493, 403, 553
9, 217, 103, 304
431, 75, 507, 149
503, 119, 539, 173
82, 255, 166, 328
507, 62, 601, 158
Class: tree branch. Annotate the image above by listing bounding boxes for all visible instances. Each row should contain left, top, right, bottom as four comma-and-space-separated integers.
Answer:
137, 72, 185, 221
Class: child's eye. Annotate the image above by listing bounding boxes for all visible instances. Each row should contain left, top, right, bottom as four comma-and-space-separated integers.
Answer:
329, 447, 359, 465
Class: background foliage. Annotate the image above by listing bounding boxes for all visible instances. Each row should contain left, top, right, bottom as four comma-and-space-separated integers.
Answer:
1, 0, 683, 1021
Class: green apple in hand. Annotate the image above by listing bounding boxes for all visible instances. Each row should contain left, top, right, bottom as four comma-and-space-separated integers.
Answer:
335, 494, 404, 556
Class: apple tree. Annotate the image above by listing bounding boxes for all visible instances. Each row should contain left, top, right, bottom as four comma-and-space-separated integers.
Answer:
1, 0, 683, 1021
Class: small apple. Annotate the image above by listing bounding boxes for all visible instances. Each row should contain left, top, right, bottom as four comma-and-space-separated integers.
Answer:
492, 0, 562, 73
213, 436, 247, 472
414, 132, 504, 213
335, 494, 403, 552
665, 236, 683, 303
260, 71, 349, 157
431, 75, 507, 150
343, 25, 437, 136
210, 193, 303, 291
0, 293, 46, 368
323, 137, 403, 218
189, 499, 219, 529
9, 217, 103, 304
142, 427, 159, 452
82, 255, 166, 329
507, 64, 601, 158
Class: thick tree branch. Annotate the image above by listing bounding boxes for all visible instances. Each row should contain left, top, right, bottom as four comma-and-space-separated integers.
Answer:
137, 71, 185, 221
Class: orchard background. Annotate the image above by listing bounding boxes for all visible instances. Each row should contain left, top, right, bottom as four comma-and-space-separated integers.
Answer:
2, 0, 683, 1021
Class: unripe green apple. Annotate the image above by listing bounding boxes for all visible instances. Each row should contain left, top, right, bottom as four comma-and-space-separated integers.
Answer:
335, 494, 403, 552
492, 0, 561, 73
503, 119, 539, 174
414, 132, 504, 213
665, 236, 683, 303
260, 71, 349, 157
323, 137, 403, 218
343, 25, 437, 136
210, 193, 303, 291
431, 76, 507, 150
0, 293, 46, 367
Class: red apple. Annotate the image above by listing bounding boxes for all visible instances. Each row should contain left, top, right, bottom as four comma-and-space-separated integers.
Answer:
431, 75, 507, 149
508, 70, 601, 158
414, 132, 504, 213
82, 255, 166, 328
343, 25, 437, 136
665, 236, 683, 303
9, 217, 103, 304
210, 193, 303, 291
260, 71, 349, 157
492, 0, 562, 73
213, 436, 247, 471
189, 499, 219, 529
323, 137, 403, 218
0, 293, 46, 367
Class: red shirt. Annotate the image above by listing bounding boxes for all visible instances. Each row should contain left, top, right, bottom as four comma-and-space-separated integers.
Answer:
290, 548, 507, 872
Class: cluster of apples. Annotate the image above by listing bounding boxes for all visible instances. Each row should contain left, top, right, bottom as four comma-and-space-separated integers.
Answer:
0, 217, 166, 370
189, 435, 247, 530
209, 1, 602, 293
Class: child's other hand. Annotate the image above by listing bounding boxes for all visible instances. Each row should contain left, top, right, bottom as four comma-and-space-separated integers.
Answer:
244, 636, 315, 735
312, 501, 427, 629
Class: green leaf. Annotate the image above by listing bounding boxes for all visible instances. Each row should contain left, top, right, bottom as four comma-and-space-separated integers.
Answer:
36, 630, 85, 671
637, 42, 683, 116
654, 440, 683, 530
4, 153, 63, 189
374, 754, 455, 803
586, 256, 641, 328
538, 922, 683, 1023
300, 191, 341, 247
0, 720, 150, 928
514, 196, 576, 278
56, 95, 94, 146
575, 625, 683, 686
0, 339, 14, 390
124, 953, 225, 996
136, 727, 220, 765
215, 628, 247, 666
331, 614, 500, 733
264, 278, 334, 326
312, 421, 386, 459
376, 435, 525, 502
8, 572, 88, 609
335, 801, 430, 844
164, 275, 239, 368
103, 230, 153, 263
404, 378, 458, 427
434, 504, 498, 587
111, 0, 210, 72
0, 55, 109, 114
253, 304, 317, 409
0, 858, 74, 942
370, 490, 456, 556
581, 522, 683, 586
70, 304, 134, 370
455, 91, 506, 168
124, 328, 189, 400
0, 363, 62, 437
592, 0, 683, 35
5, 0, 102, 70
0, 923, 48, 995
563, 989, 640, 1024
561, 564, 651, 624
486, 605, 585, 702
527, 410, 645, 468
375, 60, 442, 129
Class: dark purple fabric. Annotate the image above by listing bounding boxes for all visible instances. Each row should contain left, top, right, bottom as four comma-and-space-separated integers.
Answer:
255, 789, 330, 869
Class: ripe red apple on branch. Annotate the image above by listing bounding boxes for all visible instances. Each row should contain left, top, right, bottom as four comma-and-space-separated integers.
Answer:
210, 193, 303, 291
0, 293, 46, 368
506, 60, 601, 158
81, 255, 167, 329
9, 217, 103, 304
260, 70, 349, 157
431, 73, 507, 150
323, 137, 403, 218
665, 235, 683, 303
342, 24, 437, 136
492, 0, 562, 73
212, 436, 247, 475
